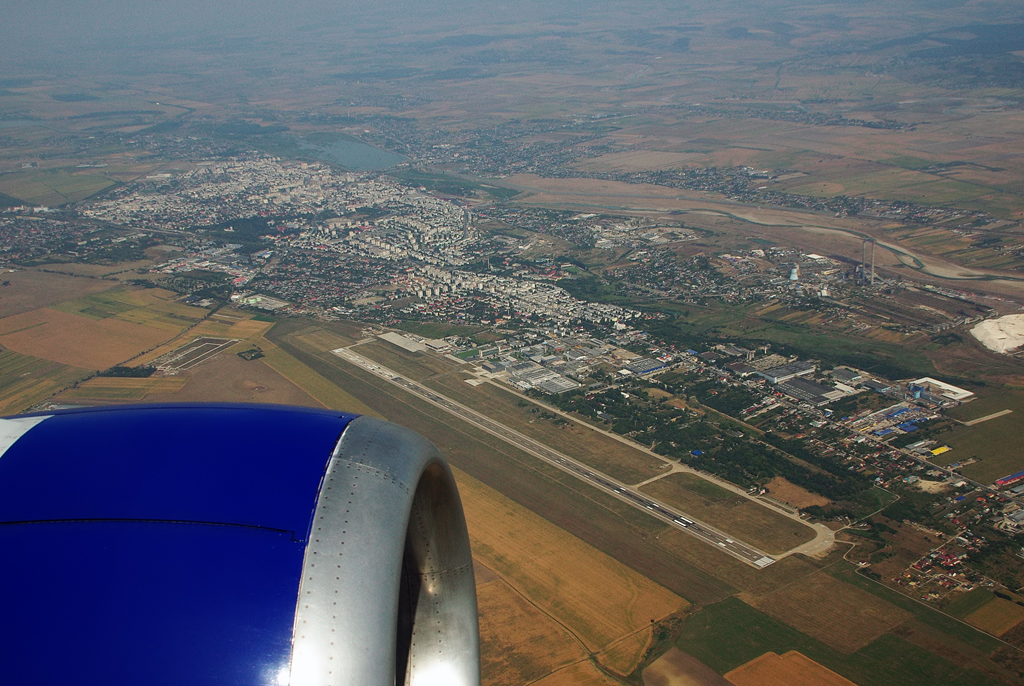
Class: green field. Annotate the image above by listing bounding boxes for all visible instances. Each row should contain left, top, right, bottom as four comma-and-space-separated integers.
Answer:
52, 293, 136, 320
260, 346, 379, 417
0, 349, 89, 415
789, 169, 989, 206
932, 389, 1024, 483
677, 597, 1005, 686
49, 288, 207, 333
945, 589, 999, 619
640, 473, 816, 554
946, 389, 1024, 423
394, 320, 486, 339
886, 156, 939, 170
0, 168, 115, 206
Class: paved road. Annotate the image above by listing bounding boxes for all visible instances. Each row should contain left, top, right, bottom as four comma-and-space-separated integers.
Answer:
332, 346, 776, 568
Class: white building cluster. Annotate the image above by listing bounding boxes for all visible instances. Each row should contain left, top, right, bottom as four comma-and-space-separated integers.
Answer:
398, 266, 640, 327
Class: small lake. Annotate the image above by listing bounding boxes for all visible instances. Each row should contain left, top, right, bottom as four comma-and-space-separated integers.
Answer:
297, 137, 408, 172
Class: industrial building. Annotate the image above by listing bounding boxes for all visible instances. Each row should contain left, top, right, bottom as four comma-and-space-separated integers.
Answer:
624, 358, 666, 375
863, 379, 892, 394
757, 360, 816, 384
908, 378, 973, 402
830, 367, 863, 384
506, 360, 580, 394
726, 361, 757, 377
776, 377, 844, 406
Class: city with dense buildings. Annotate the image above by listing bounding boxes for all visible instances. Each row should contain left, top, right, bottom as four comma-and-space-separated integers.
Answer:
6, 154, 1024, 587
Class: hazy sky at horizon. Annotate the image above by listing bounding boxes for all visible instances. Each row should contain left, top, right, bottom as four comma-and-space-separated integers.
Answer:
2, 0, 1021, 74
6, 0, 1021, 44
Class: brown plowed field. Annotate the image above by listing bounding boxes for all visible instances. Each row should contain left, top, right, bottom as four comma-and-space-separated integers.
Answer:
0, 307, 173, 370
531, 661, 626, 686
476, 576, 587, 686
456, 468, 688, 656
744, 572, 911, 653
762, 476, 829, 509
642, 648, 732, 686
0, 270, 113, 318
724, 650, 856, 686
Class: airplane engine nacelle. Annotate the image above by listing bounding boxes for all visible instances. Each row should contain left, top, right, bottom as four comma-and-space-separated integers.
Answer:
0, 405, 479, 686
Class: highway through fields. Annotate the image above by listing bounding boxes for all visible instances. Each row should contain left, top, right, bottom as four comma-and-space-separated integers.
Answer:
332, 345, 776, 568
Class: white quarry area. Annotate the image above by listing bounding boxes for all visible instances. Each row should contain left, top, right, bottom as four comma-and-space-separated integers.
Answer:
971, 314, 1024, 353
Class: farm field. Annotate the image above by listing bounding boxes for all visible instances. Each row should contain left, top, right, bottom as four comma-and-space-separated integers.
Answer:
46, 323, 377, 415
425, 373, 665, 484
0, 287, 212, 372
0, 167, 115, 205
475, 569, 588, 686
57, 375, 189, 402
576, 150, 705, 173
944, 588, 998, 619
597, 631, 653, 677
675, 597, 1005, 686
33, 257, 162, 279
52, 288, 207, 329
0, 349, 88, 415
0, 307, 175, 370
724, 650, 855, 686
743, 571, 912, 653
455, 467, 688, 662
141, 351, 324, 407
828, 562, 1003, 655
531, 661, 625, 686
789, 170, 988, 206
762, 476, 829, 509
640, 473, 815, 554
0, 269, 115, 318
965, 598, 1024, 638
132, 313, 269, 367
642, 648, 731, 686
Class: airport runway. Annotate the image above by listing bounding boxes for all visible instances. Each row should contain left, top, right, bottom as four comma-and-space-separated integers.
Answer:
155, 337, 239, 372
333, 346, 775, 568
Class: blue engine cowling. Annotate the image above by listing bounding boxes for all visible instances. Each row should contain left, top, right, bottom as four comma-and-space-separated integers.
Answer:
0, 404, 479, 686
